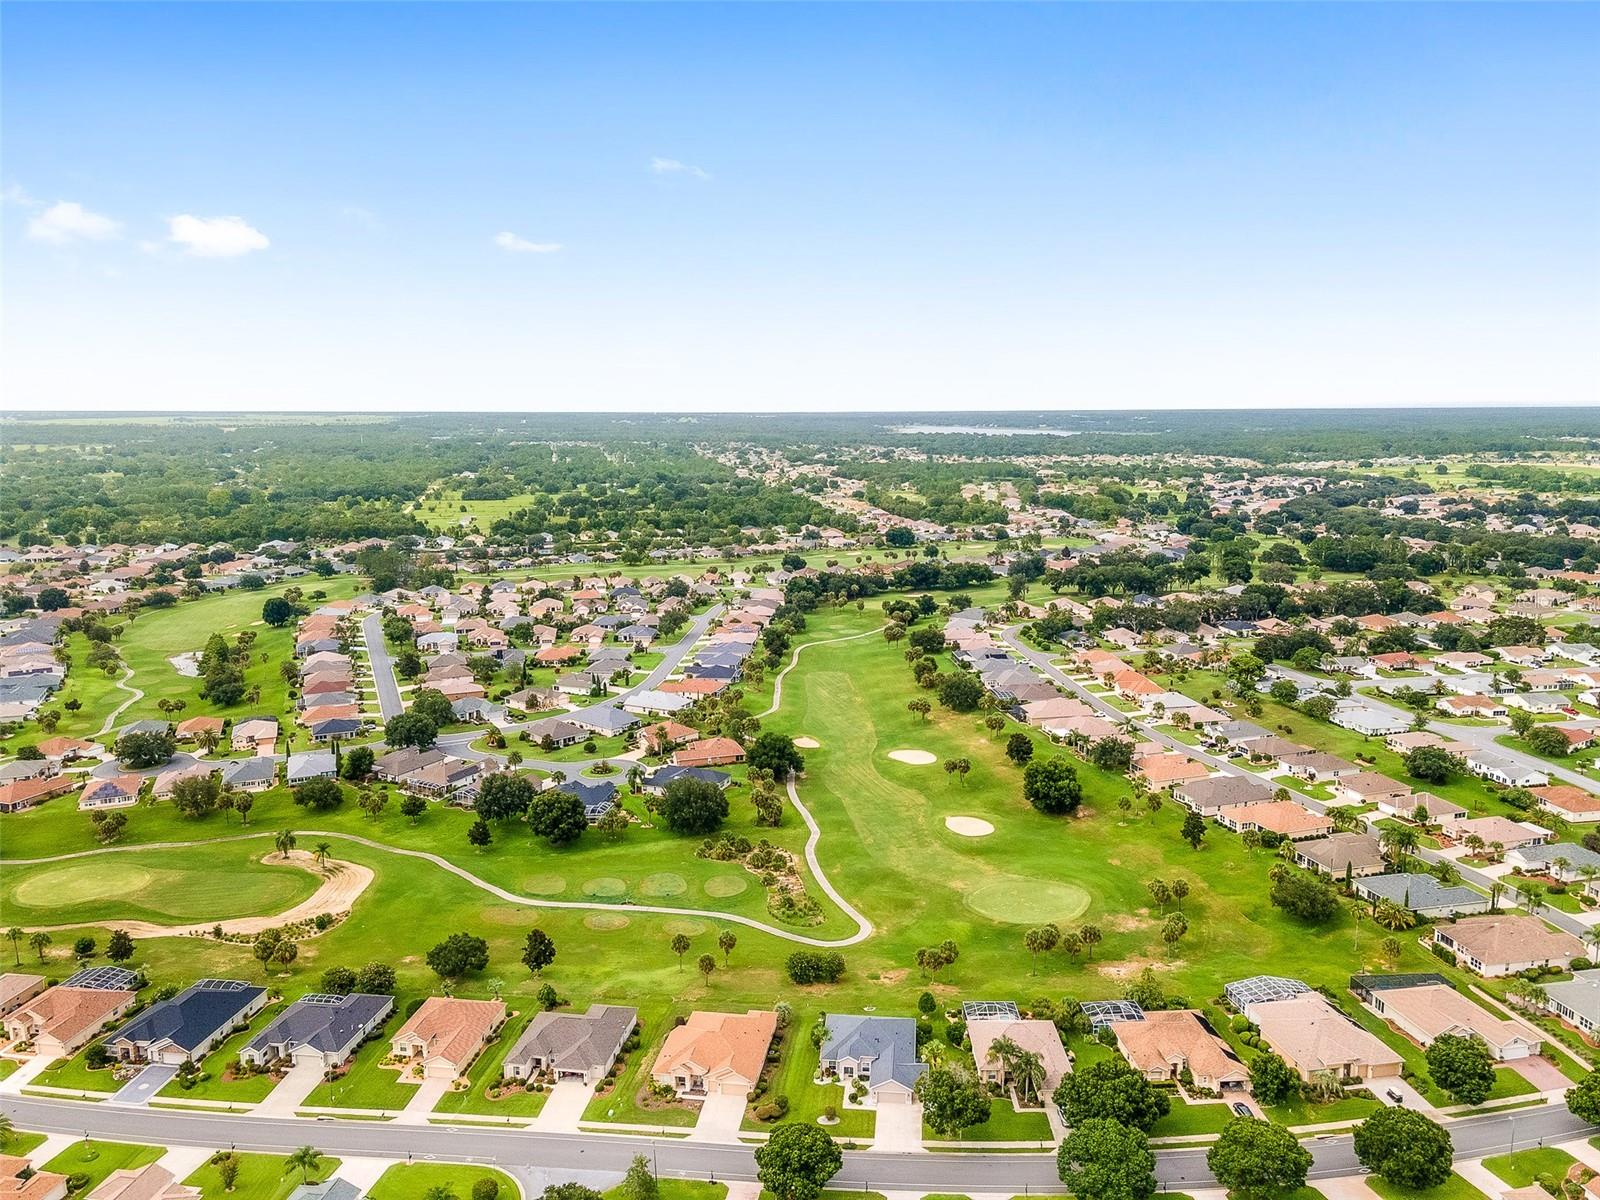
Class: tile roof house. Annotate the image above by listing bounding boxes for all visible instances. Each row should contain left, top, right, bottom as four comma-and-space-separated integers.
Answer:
502, 1003, 638, 1084
818, 1014, 928, 1103
1378, 791, 1466, 823
967, 1017, 1072, 1095
1294, 833, 1387, 878
1216, 800, 1332, 841
0, 774, 77, 814
1441, 815, 1549, 851
77, 774, 142, 811
652, 1009, 778, 1098
1247, 992, 1403, 1082
3, 984, 137, 1059
109, 979, 268, 1066
85, 1164, 199, 1200
1110, 1009, 1249, 1093
1133, 753, 1211, 789
1432, 914, 1585, 977
0, 974, 46, 1019
389, 996, 506, 1080
1533, 785, 1600, 822
672, 737, 747, 768
0, 1152, 68, 1200
1328, 772, 1412, 808
1361, 982, 1543, 1059
240, 992, 394, 1070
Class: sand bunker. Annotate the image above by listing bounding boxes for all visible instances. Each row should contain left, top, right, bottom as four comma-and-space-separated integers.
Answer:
944, 816, 995, 837
168, 652, 202, 678
794, 736, 821, 749
887, 749, 937, 765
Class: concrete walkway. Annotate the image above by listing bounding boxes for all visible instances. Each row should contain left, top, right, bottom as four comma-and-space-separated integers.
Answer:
1455, 1158, 1510, 1197
0, 1055, 54, 1095
871, 1100, 927, 1154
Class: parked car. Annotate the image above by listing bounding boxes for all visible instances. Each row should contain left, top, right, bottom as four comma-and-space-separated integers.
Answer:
1385, 1089, 1405, 1104
1231, 1102, 1252, 1117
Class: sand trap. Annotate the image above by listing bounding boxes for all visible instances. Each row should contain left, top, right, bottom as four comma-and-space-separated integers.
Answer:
887, 749, 937, 765
794, 736, 821, 749
168, 652, 202, 678
945, 816, 995, 837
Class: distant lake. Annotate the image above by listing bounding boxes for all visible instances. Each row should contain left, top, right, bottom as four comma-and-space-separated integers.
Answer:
893, 424, 1082, 437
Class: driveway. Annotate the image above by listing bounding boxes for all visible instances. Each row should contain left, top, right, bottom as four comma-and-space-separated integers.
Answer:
1508, 1056, 1571, 1093
391, 1075, 453, 1124
1373, 1075, 1437, 1115
254, 1059, 326, 1116
687, 1089, 748, 1143
110, 1063, 177, 1105
532, 1078, 596, 1131
871, 1100, 926, 1153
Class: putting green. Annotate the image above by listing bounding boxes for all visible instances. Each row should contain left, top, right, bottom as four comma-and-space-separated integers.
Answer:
582, 877, 627, 898
964, 879, 1090, 925
639, 872, 688, 897
703, 875, 749, 898
583, 913, 630, 931
522, 874, 566, 895
15, 861, 157, 907
662, 918, 708, 937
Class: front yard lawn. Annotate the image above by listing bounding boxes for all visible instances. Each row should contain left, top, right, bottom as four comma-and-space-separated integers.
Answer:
43, 1140, 164, 1194
183, 1151, 342, 1199
1148, 1097, 1235, 1138
30, 1049, 123, 1094
158, 1002, 288, 1103
741, 1013, 873, 1141
1367, 1174, 1490, 1200
924, 1097, 1052, 1142
1482, 1147, 1579, 1188
367, 1162, 522, 1199
303, 1025, 415, 1113
433, 1008, 549, 1118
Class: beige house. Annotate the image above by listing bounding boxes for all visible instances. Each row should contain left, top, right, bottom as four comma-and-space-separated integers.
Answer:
1432, 914, 1584, 977
1110, 1009, 1249, 1093
967, 1017, 1072, 1095
0, 1152, 68, 1200
651, 1009, 778, 1098
86, 1164, 199, 1200
1361, 982, 1543, 1060
0, 973, 46, 1019
388, 996, 506, 1081
4, 986, 136, 1059
1247, 992, 1402, 1082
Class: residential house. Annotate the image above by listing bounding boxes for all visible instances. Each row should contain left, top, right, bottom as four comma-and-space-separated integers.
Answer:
1110, 1009, 1249, 1093
1378, 791, 1466, 823
1361, 982, 1543, 1059
1353, 873, 1491, 919
1442, 815, 1549, 851
1294, 833, 1387, 879
651, 1009, 778, 1098
967, 1017, 1071, 1095
1533, 785, 1600, 823
0, 774, 77, 814
502, 1003, 637, 1084
818, 1014, 928, 1105
0, 974, 46, 1019
1173, 774, 1275, 817
220, 757, 278, 792
85, 1164, 199, 1200
1217, 801, 1332, 841
109, 979, 268, 1065
1541, 970, 1600, 1040
1433, 914, 1585, 977
286, 751, 337, 785
77, 775, 141, 811
389, 996, 506, 1080
1329, 772, 1412, 809
0, 1152, 67, 1200
1279, 752, 1361, 783
231, 717, 278, 752
1246, 992, 1403, 1082
239, 992, 394, 1070
672, 737, 746, 768
1133, 753, 1211, 790
4, 985, 137, 1058
1464, 751, 1549, 789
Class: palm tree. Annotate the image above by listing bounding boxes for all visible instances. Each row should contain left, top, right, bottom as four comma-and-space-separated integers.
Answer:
313, 842, 331, 868
1010, 1047, 1047, 1107
1372, 901, 1417, 932
284, 1146, 323, 1185
1520, 881, 1548, 915
274, 829, 297, 858
1379, 824, 1419, 868
27, 932, 51, 962
0, 1112, 13, 1146
5, 928, 21, 966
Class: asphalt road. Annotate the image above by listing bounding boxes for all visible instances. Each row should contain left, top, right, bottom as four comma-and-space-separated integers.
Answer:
360, 613, 406, 721
2, 1095, 1591, 1192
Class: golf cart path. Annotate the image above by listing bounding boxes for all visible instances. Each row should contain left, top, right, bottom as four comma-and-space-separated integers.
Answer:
19, 849, 374, 938
95, 667, 144, 737
756, 624, 886, 719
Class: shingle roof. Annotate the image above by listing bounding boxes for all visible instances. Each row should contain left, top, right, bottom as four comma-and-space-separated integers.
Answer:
244, 993, 391, 1059
113, 979, 266, 1055
504, 1004, 637, 1076
819, 1014, 928, 1091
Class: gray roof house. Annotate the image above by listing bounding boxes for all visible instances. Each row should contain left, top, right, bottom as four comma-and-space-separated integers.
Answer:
1543, 970, 1600, 1038
567, 706, 639, 736
109, 979, 269, 1066
502, 1003, 637, 1084
286, 750, 338, 784
818, 1014, 927, 1103
221, 757, 279, 792
288, 1181, 365, 1200
1353, 873, 1491, 919
1294, 833, 1387, 878
240, 992, 393, 1070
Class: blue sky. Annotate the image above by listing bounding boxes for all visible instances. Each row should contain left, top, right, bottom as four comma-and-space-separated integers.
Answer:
4, 2, 1596, 412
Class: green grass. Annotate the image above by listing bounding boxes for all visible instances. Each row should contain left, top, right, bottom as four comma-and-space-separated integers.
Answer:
604, 1184, 726, 1200
1148, 1097, 1236, 1138
31, 1048, 125, 1094
1265, 1090, 1382, 1126
433, 1007, 551, 1117
583, 1012, 701, 1128
1482, 1147, 1579, 1188
367, 1162, 523, 1199
1, 1130, 46, 1156
183, 1151, 342, 1199
924, 1096, 1052, 1142
304, 1017, 416, 1112
42, 1140, 165, 1194
156, 1000, 290, 1103
0, 1059, 18, 1081
1367, 1174, 1491, 1200
741, 1015, 873, 1140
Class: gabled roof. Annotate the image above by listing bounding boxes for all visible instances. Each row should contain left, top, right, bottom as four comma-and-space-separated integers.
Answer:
245, 992, 392, 1058
113, 979, 266, 1055
504, 1003, 637, 1075
820, 1014, 927, 1091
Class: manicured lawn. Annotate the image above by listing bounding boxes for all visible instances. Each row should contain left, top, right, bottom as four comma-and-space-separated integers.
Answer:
157, 1001, 290, 1103
604, 1184, 725, 1200
1148, 1097, 1235, 1138
31, 1048, 125, 1094
183, 1151, 342, 1199
1, 1130, 45, 1156
1266, 1090, 1382, 1126
0, 1059, 18, 1081
583, 1010, 700, 1128
367, 1162, 523, 1199
303, 1021, 416, 1113
924, 1097, 1052, 1142
43, 1140, 164, 1194
1482, 1147, 1579, 1188
434, 1008, 550, 1118
741, 1013, 873, 1140
1367, 1173, 1490, 1200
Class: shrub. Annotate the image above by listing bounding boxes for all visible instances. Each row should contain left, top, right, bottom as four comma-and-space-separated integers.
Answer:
786, 950, 845, 984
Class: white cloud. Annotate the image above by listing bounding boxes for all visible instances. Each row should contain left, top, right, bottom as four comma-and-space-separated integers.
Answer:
494, 231, 561, 254
28, 200, 122, 244
650, 157, 710, 180
167, 214, 270, 257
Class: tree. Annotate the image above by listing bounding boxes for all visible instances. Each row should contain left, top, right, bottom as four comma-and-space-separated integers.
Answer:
476, 773, 535, 821
1078, 923, 1103, 959
786, 950, 846, 984
5, 928, 21, 965
285, 1147, 324, 1185
261, 596, 295, 626
473, 1180, 501, 1200
1161, 912, 1188, 951
658, 776, 729, 835
341, 745, 374, 780
528, 789, 588, 846
1270, 872, 1339, 922
27, 932, 51, 962
107, 929, 135, 963
718, 928, 737, 965
747, 732, 805, 777
1206, 1118, 1312, 1200
1248, 1052, 1299, 1106
170, 774, 223, 819
410, 688, 456, 728
1024, 923, 1060, 973
1425, 1033, 1496, 1105
321, 966, 357, 994
521, 928, 557, 975
1353, 1107, 1453, 1190
1181, 810, 1207, 849
355, 962, 397, 994
115, 729, 174, 768
467, 817, 492, 849
213, 1152, 241, 1192
907, 698, 931, 721
426, 932, 489, 981
294, 777, 344, 812
1053, 1058, 1170, 1131
1056, 1118, 1156, 1200
384, 711, 437, 750
1170, 878, 1190, 910
754, 1123, 842, 1200
541, 1186, 601, 1200
273, 939, 299, 972
400, 795, 427, 823
938, 672, 984, 712
915, 1064, 991, 1136
1004, 732, 1035, 766
1566, 1073, 1600, 1125
233, 794, 254, 826
620, 1155, 658, 1200
697, 953, 716, 984
1404, 745, 1458, 785
1023, 756, 1083, 815
670, 933, 692, 969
